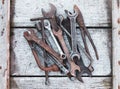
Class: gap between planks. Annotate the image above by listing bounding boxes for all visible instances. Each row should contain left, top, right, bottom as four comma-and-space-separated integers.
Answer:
11, 0, 112, 27
10, 75, 112, 77
10, 27, 112, 29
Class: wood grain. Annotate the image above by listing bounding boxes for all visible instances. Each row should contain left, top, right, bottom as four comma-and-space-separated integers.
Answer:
0, 0, 10, 89
11, 77, 112, 89
112, 0, 120, 89
10, 28, 112, 76
11, 0, 112, 27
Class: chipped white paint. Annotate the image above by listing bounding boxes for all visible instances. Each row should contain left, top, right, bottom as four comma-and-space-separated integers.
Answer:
112, 0, 120, 89
11, 77, 111, 89
11, 28, 111, 76
0, 0, 10, 89
11, 0, 112, 27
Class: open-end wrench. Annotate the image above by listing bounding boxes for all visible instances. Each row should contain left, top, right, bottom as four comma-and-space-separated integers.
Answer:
65, 10, 80, 60
57, 15, 94, 72
44, 20, 66, 60
41, 3, 58, 32
52, 27, 80, 76
65, 10, 92, 78
24, 30, 69, 74
74, 5, 99, 60
58, 15, 93, 61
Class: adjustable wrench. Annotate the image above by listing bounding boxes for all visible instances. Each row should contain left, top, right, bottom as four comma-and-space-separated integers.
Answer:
44, 20, 66, 59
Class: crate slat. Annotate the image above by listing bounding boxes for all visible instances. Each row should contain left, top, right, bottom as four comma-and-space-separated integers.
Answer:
112, 0, 120, 89
11, 77, 111, 89
10, 28, 112, 76
0, 0, 10, 89
11, 0, 112, 27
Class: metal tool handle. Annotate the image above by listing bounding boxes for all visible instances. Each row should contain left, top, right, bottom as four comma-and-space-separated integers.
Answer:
65, 10, 80, 60
44, 20, 66, 59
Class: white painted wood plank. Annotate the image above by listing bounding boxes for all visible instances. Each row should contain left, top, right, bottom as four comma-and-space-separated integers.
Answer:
11, 77, 111, 89
112, 0, 120, 89
0, 0, 10, 89
10, 28, 112, 76
11, 0, 112, 27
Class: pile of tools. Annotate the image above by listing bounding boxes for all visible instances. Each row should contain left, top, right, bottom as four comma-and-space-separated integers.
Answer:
24, 3, 99, 85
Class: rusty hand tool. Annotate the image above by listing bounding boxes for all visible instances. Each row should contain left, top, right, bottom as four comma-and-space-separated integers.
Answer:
28, 42, 59, 72
42, 5, 81, 76
65, 10, 92, 80
24, 30, 59, 72
35, 21, 50, 85
57, 15, 71, 37
35, 22, 71, 75
77, 42, 94, 72
57, 15, 94, 72
52, 26, 80, 76
32, 42, 55, 66
64, 10, 84, 82
24, 30, 69, 74
42, 3, 67, 60
74, 5, 99, 60
44, 20, 66, 59
41, 4, 80, 77
65, 10, 80, 60
41, 3, 58, 31
74, 56, 92, 82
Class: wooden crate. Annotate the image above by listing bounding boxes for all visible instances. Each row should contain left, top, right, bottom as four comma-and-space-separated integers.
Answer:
0, 0, 120, 89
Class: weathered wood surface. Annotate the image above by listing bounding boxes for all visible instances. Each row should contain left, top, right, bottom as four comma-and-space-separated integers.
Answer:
11, 28, 112, 76
11, 0, 112, 27
0, 0, 10, 89
112, 0, 120, 89
11, 77, 111, 89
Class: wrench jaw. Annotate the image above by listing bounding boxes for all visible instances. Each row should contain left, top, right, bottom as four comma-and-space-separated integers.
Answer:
60, 54, 66, 60
75, 70, 84, 83
70, 52, 80, 61
74, 57, 92, 77
42, 3, 56, 18
65, 9, 78, 19
75, 67, 92, 83
80, 67, 92, 77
